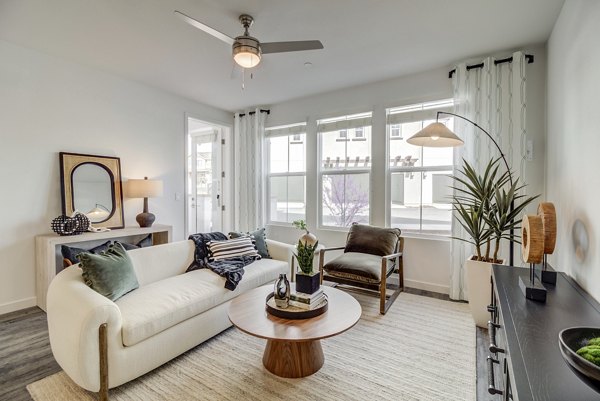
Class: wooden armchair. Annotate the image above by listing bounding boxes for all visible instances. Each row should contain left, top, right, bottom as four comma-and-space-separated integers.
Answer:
319, 223, 404, 314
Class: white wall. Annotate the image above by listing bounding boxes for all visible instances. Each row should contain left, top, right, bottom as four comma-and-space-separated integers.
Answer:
0, 40, 232, 314
266, 46, 548, 294
546, 1, 600, 301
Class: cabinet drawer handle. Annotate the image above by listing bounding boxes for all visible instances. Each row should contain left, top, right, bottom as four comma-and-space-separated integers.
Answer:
486, 356, 504, 395
488, 321, 505, 354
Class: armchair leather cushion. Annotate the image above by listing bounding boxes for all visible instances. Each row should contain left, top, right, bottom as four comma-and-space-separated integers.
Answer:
324, 252, 394, 284
344, 224, 401, 256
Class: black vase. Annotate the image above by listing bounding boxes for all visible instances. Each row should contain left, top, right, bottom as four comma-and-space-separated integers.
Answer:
273, 274, 290, 308
296, 272, 321, 295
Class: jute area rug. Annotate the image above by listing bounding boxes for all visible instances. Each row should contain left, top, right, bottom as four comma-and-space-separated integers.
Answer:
28, 292, 475, 401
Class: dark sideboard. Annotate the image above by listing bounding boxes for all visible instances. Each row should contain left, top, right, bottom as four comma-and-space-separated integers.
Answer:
488, 264, 600, 401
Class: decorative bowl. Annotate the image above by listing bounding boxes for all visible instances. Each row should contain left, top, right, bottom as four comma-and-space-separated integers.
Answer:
559, 327, 600, 393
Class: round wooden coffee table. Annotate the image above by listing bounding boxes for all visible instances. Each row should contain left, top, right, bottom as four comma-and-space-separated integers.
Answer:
228, 284, 361, 378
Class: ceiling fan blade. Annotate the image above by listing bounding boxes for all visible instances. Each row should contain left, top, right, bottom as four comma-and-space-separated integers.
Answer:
174, 10, 235, 46
261, 40, 324, 54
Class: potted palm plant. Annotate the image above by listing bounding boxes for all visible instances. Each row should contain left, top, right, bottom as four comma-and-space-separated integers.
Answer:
452, 158, 538, 327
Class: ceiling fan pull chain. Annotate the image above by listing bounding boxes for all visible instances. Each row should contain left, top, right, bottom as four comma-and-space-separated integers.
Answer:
242, 68, 245, 90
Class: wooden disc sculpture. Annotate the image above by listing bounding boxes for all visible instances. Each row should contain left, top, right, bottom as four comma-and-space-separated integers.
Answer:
537, 202, 557, 255
522, 215, 545, 264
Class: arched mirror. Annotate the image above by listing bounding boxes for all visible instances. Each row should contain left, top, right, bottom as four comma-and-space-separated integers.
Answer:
72, 163, 114, 223
60, 153, 124, 229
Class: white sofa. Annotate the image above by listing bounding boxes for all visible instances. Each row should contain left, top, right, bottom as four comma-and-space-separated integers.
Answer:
47, 238, 291, 396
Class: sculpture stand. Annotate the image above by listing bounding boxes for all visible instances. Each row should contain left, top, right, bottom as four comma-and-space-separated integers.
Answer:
519, 263, 547, 303
540, 255, 557, 285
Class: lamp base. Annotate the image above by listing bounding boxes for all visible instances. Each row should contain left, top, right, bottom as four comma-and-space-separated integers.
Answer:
136, 212, 155, 228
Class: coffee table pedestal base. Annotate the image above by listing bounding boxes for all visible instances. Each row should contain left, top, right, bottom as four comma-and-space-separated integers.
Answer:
263, 339, 324, 378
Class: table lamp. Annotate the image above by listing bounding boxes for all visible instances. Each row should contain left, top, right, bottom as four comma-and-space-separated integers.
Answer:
127, 177, 163, 227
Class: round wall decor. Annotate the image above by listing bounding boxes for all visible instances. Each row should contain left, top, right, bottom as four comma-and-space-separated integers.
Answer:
522, 214, 544, 264
537, 202, 557, 255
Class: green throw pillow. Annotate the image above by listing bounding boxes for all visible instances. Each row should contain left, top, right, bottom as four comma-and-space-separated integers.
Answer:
229, 228, 271, 259
79, 242, 139, 301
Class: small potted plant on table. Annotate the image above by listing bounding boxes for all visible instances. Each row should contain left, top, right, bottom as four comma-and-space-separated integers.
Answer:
292, 220, 320, 294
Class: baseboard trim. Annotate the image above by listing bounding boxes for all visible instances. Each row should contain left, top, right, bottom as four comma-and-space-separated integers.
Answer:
404, 279, 449, 295
0, 297, 37, 316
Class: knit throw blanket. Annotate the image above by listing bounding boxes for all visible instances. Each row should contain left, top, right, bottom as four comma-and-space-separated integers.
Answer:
186, 232, 258, 290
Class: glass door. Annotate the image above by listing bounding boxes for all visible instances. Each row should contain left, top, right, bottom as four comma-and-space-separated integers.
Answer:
187, 121, 223, 235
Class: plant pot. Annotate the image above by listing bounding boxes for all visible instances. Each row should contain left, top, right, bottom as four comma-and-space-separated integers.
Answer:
299, 231, 318, 246
465, 256, 504, 328
296, 272, 321, 294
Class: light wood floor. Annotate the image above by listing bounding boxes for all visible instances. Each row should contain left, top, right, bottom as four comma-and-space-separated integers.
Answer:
0, 287, 482, 401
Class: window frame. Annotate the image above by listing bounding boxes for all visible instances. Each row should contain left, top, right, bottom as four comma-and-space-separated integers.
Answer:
265, 126, 307, 225
318, 113, 373, 230
386, 100, 454, 236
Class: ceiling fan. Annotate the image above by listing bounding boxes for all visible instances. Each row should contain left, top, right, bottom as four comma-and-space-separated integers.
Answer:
175, 10, 324, 69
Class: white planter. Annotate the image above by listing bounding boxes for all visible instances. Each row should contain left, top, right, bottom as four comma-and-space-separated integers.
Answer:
465, 256, 504, 328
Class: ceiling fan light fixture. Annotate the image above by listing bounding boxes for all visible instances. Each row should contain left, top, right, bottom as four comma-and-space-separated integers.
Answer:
233, 37, 261, 68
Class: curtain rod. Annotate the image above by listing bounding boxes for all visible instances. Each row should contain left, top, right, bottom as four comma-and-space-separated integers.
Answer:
237, 109, 271, 117
448, 54, 534, 79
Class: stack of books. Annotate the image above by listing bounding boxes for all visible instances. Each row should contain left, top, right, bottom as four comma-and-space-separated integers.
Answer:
289, 289, 327, 310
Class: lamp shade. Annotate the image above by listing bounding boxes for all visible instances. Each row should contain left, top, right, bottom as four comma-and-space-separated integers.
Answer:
233, 38, 261, 68
234, 50, 261, 68
406, 122, 464, 147
126, 177, 163, 198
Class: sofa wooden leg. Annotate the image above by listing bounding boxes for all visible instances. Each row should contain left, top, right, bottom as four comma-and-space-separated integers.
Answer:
99, 323, 109, 401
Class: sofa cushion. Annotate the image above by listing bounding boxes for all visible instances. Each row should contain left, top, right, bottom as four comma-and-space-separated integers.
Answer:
79, 243, 139, 301
229, 228, 271, 259
208, 237, 261, 261
127, 240, 195, 286
324, 252, 393, 284
116, 258, 288, 346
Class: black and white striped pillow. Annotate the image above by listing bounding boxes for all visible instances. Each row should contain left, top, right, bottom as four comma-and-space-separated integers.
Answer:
207, 237, 261, 261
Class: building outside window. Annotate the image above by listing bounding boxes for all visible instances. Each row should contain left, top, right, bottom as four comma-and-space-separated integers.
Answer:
387, 99, 454, 235
266, 123, 307, 223
318, 112, 372, 228
354, 127, 364, 139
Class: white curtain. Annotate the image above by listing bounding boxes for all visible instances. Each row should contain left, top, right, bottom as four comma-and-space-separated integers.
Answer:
234, 109, 268, 232
449, 51, 529, 301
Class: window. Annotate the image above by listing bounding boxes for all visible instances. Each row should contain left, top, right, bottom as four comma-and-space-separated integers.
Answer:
318, 112, 372, 228
266, 123, 307, 223
337, 130, 348, 141
387, 100, 454, 235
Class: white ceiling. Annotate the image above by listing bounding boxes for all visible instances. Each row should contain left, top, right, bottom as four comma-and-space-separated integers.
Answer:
0, 0, 564, 112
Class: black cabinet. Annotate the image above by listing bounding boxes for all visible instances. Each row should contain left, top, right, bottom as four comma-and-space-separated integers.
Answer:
489, 265, 600, 401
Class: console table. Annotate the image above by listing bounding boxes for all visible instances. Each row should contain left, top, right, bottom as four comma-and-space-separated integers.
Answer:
35, 224, 172, 311
489, 264, 600, 400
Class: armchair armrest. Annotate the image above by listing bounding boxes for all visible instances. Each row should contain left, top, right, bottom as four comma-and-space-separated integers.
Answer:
320, 246, 346, 252
47, 266, 122, 392
382, 251, 403, 260
265, 239, 294, 264
318, 246, 346, 283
